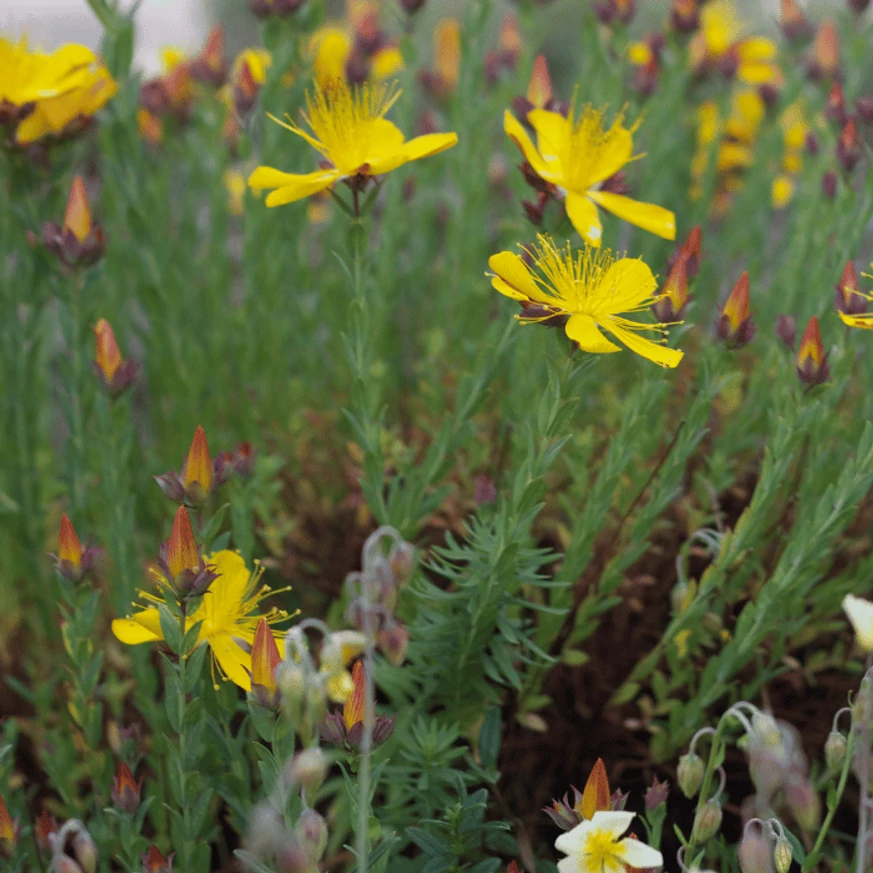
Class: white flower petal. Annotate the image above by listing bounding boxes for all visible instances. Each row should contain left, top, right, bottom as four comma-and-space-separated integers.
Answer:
843, 595, 873, 651
589, 810, 636, 840
555, 820, 593, 856
557, 858, 579, 873
620, 837, 664, 869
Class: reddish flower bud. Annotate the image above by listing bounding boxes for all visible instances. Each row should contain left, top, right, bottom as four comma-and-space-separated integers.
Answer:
825, 81, 846, 124
796, 316, 829, 386
717, 272, 755, 348
35, 810, 57, 854
474, 474, 497, 504
808, 21, 840, 79
836, 261, 867, 315
780, 0, 812, 40
142, 845, 174, 873
111, 762, 142, 814
775, 314, 797, 350
378, 622, 409, 666
670, 0, 699, 32
155, 505, 216, 598
836, 117, 861, 172
526, 55, 553, 113
182, 426, 213, 503
249, 0, 306, 17
343, 660, 366, 731
42, 176, 106, 268
52, 514, 100, 582
644, 776, 670, 810
857, 96, 873, 124
250, 618, 282, 707
579, 758, 612, 819
594, 0, 636, 25
190, 24, 227, 87
822, 169, 838, 198
653, 256, 689, 322
93, 319, 139, 397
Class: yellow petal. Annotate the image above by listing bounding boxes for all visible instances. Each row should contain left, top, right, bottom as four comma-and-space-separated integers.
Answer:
598, 257, 658, 314
565, 192, 603, 247
488, 251, 551, 304
257, 172, 337, 207
203, 550, 251, 621
528, 108, 570, 170
396, 131, 459, 164
839, 312, 873, 329
588, 190, 676, 240
503, 109, 558, 183
737, 37, 777, 62
565, 314, 621, 354
602, 320, 684, 368
112, 609, 163, 645
587, 126, 633, 188
209, 634, 253, 690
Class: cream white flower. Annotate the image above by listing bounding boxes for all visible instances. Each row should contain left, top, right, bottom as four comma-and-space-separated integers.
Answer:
555, 811, 663, 873
843, 595, 873, 651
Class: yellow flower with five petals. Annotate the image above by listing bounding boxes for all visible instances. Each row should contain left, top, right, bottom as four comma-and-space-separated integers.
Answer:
488, 234, 683, 368
248, 79, 457, 208
504, 105, 676, 247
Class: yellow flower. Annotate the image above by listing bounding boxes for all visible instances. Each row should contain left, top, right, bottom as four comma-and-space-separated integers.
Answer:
310, 26, 351, 89
487, 234, 683, 368
248, 79, 457, 208
555, 812, 663, 873
0, 37, 95, 109
504, 105, 676, 247
16, 60, 116, 144
112, 550, 291, 691
771, 175, 794, 209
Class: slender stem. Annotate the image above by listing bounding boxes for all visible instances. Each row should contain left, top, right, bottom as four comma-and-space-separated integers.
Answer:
176, 600, 192, 870
357, 601, 375, 873
68, 270, 87, 514
857, 656, 873, 873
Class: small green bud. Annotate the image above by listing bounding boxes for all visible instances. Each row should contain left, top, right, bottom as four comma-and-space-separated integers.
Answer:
854, 675, 873, 724
824, 730, 847, 772
692, 799, 723, 843
678, 752, 705, 798
773, 838, 792, 873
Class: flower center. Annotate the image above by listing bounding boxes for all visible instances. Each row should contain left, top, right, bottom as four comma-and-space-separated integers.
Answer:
582, 831, 626, 873
301, 79, 401, 175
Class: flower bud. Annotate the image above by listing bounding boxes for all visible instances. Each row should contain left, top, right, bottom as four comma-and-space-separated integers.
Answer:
738, 827, 774, 873
836, 118, 861, 173
780, 0, 811, 40
774, 838, 792, 873
295, 809, 328, 861
72, 829, 98, 873
796, 316, 829, 387
379, 623, 409, 666
92, 320, 139, 397
0, 796, 17, 857
825, 730, 847, 772
42, 175, 107, 269
678, 752, 705, 797
775, 314, 796, 350
388, 541, 415, 586
692, 799, 723, 843
670, 0, 699, 32
286, 748, 328, 796
111, 762, 142, 814
250, 618, 282, 708
275, 833, 314, 873
716, 272, 755, 348
142, 845, 174, 873
53, 514, 100, 582
785, 778, 821, 831
821, 170, 837, 199
52, 857, 85, 873
35, 810, 57, 854
644, 776, 670, 810
808, 21, 840, 80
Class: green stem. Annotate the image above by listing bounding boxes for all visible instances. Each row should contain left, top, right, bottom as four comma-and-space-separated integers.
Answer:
684, 716, 731, 863
176, 601, 192, 871
68, 270, 88, 514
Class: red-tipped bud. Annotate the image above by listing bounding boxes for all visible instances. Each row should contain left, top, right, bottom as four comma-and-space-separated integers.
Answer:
836, 118, 861, 172
142, 845, 174, 873
111, 762, 142, 814
654, 256, 689, 323
166, 505, 199, 581
250, 618, 282, 707
419, 18, 460, 100
825, 81, 846, 124
717, 272, 755, 348
182, 425, 214, 503
780, 0, 812, 40
594, 0, 636, 25
644, 776, 670, 810
836, 261, 867, 315
35, 810, 57, 854
93, 319, 139, 397
527, 55, 553, 111
670, 0, 699, 33
579, 758, 612, 819
796, 316, 829, 386
234, 60, 261, 114
42, 176, 106, 268
808, 20, 840, 79
59, 513, 83, 569
191, 24, 227, 86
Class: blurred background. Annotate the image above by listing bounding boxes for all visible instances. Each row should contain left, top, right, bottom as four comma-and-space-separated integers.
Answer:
1, 0, 852, 75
